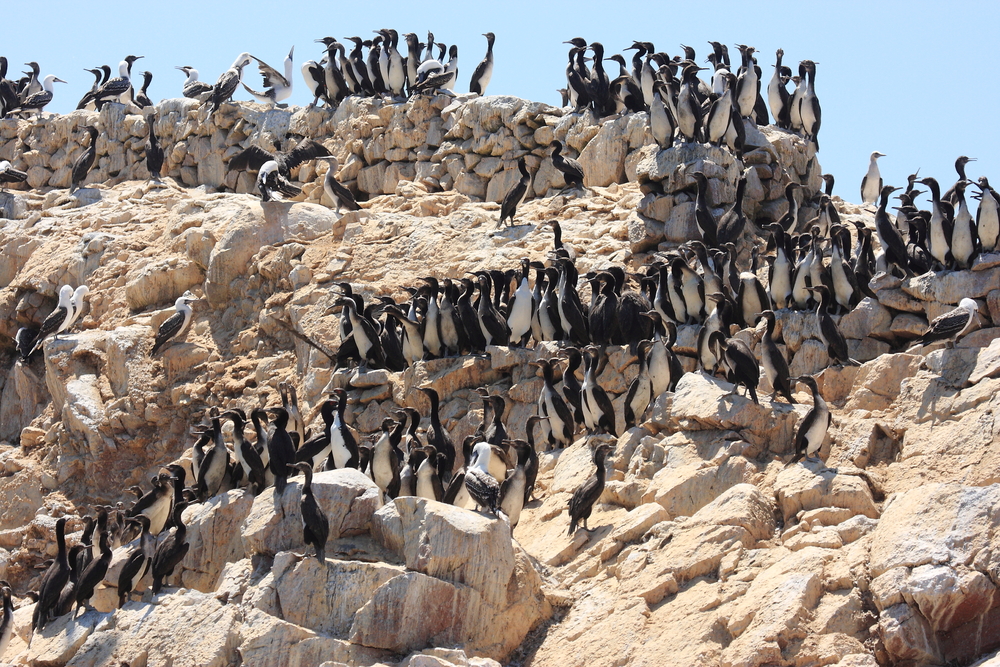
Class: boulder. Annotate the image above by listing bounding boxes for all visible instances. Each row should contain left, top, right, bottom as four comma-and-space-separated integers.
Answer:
666, 372, 803, 451
175, 489, 255, 592
65, 590, 239, 667
365, 498, 551, 661
242, 469, 382, 558
774, 464, 880, 522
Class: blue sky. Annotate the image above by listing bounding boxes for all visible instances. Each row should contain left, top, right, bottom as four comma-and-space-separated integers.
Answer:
4, 0, 996, 205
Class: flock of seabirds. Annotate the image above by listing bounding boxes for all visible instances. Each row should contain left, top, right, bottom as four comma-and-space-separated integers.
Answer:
0, 30, 997, 654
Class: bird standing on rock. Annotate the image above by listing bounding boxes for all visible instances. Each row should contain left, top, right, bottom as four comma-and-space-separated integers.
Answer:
151, 293, 198, 355
568, 443, 613, 534
497, 158, 531, 228
288, 462, 328, 562
908, 298, 980, 349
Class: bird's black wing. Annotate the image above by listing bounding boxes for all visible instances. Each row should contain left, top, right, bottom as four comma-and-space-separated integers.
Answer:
228, 145, 274, 173
151, 311, 185, 355
283, 139, 330, 172
252, 57, 290, 88
920, 309, 971, 343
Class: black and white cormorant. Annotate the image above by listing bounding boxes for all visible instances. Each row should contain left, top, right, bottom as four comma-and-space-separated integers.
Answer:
497, 158, 530, 228
117, 515, 154, 608
874, 185, 910, 276
973, 177, 1000, 252
790, 375, 830, 464
757, 311, 795, 404
73, 528, 111, 611
648, 80, 676, 148
70, 126, 99, 193
950, 180, 979, 269
150, 293, 198, 355
581, 347, 616, 436
314, 156, 360, 213
151, 501, 190, 593
288, 462, 328, 562
469, 32, 495, 95
717, 175, 747, 246
918, 177, 954, 269
807, 286, 859, 366
465, 442, 501, 515
568, 442, 613, 534
128, 472, 174, 535
500, 440, 530, 528
768, 49, 790, 128
624, 340, 654, 429
221, 409, 266, 495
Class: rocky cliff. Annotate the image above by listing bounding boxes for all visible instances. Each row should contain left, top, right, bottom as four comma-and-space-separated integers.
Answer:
0, 95, 997, 667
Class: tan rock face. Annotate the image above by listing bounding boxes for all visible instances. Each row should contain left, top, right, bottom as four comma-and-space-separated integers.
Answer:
2, 91, 1000, 667
242, 469, 382, 558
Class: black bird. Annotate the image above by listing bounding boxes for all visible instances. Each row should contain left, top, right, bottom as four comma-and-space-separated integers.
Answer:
418, 387, 455, 483
469, 32, 495, 95
228, 137, 330, 179
145, 113, 164, 182
134, 71, 154, 108
32, 518, 70, 631
790, 375, 831, 464
550, 140, 584, 190
568, 443, 613, 534
709, 331, 760, 405
151, 502, 190, 594
874, 185, 909, 277
267, 407, 297, 495
497, 158, 531, 228
716, 175, 747, 246
692, 172, 718, 247
221, 409, 266, 495
807, 286, 859, 366
288, 462, 329, 563
0, 583, 13, 657
70, 126, 99, 193
117, 516, 153, 608
757, 311, 795, 404
581, 346, 616, 436
74, 529, 111, 610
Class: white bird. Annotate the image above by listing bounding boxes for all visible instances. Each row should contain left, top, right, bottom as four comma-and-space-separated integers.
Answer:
860, 151, 885, 205
242, 47, 294, 106
150, 294, 198, 355
29, 285, 75, 355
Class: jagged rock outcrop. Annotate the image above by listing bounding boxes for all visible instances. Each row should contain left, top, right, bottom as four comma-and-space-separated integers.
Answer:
0, 93, 997, 667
